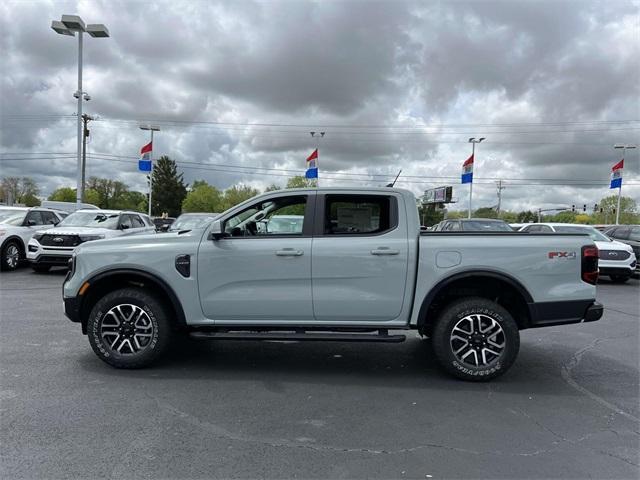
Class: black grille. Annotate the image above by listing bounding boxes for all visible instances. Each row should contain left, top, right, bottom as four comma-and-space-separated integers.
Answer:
39, 234, 81, 247
598, 249, 630, 261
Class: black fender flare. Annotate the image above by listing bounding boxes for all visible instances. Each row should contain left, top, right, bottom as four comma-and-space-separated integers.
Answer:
416, 269, 534, 329
81, 268, 187, 328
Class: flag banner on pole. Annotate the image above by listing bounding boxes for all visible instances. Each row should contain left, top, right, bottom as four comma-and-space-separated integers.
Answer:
139, 142, 153, 172
610, 159, 623, 189
461, 153, 474, 184
305, 148, 318, 179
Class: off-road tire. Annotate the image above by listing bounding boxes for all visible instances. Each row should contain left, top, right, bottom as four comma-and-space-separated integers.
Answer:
87, 288, 171, 369
432, 297, 519, 381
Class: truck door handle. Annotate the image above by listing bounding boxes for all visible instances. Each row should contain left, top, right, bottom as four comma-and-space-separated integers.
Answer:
371, 248, 400, 256
275, 248, 304, 257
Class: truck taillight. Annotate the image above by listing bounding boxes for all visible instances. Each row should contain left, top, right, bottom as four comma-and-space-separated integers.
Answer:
581, 245, 599, 285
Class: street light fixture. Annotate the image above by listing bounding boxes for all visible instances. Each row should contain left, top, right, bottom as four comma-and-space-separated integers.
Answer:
613, 144, 636, 225
51, 14, 109, 205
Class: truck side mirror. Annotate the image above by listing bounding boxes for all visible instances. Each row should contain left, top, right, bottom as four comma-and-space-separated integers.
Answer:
208, 219, 224, 240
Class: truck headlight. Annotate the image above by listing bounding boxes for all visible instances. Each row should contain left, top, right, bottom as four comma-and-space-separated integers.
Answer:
78, 234, 105, 242
32, 233, 44, 241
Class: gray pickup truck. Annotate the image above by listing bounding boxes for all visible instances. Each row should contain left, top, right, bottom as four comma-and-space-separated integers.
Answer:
63, 187, 603, 381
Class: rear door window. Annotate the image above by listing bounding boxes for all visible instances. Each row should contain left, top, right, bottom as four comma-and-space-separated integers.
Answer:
323, 195, 395, 235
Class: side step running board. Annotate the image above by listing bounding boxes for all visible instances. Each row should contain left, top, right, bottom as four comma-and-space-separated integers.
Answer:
189, 330, 406, 343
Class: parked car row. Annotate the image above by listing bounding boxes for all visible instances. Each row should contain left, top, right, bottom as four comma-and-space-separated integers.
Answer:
0, 207, 220, 272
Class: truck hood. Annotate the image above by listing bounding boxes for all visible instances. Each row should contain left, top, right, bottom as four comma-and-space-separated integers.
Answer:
594, 239, 634, 253
75, 229, 202, 254
37, 226, 118, 236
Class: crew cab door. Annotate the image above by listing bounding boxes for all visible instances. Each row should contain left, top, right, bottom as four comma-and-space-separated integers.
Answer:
311, 193, 409, 322
198, 192, 315, 322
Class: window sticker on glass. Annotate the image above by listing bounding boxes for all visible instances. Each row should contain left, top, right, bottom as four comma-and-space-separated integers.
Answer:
337, 207, 373, 232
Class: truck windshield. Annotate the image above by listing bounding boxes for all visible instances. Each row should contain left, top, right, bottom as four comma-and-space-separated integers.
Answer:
58, 212, 120, 229
553, 226, 610, 242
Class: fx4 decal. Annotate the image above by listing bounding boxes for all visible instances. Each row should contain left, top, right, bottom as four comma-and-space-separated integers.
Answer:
548, 251, 577, 259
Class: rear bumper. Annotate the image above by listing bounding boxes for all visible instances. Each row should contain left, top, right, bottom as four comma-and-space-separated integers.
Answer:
528, 300, 603, 328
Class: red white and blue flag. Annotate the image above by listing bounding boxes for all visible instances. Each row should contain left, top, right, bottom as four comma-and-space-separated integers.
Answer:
305, 149, 318, 179
610, 159, 623, 189
461, 154, 474, 184
139, 142, 152, 172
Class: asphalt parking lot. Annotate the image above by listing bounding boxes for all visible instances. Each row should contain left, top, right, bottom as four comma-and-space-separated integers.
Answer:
1, 268, 638, 479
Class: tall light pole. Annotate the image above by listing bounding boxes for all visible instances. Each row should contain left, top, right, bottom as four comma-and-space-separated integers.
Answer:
613, 144, 636, 224
310, 131, 325, 188
51, 15, 109, 205
140, 125, 160, 216
467, 137, 485, 218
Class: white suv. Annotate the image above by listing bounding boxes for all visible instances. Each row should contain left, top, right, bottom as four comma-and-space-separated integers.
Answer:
27, 209, 156, 272
519, 223, 636, 283
0, 207, 68, 271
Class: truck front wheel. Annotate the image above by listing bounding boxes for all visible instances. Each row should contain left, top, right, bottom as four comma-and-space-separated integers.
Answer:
87, 288, 171, 369
432, 297, 520, 381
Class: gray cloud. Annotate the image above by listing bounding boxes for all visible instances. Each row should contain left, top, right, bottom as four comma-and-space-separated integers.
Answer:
1, 0, 638, 212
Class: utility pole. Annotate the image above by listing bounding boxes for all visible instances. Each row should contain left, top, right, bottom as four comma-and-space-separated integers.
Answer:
80, 114, 94, 202
496, 179, 505, 216
310, 131, 325, 188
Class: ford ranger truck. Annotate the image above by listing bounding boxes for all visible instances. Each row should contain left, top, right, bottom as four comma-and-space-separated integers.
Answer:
62, 188, 603, 381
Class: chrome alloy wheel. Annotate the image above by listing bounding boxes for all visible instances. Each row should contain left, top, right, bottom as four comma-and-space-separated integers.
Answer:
5, 244, 19, 268
450, 314, 506, 367
100, 304, 155, 355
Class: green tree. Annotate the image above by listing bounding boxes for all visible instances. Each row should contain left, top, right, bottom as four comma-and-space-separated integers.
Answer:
473, 207, 498, 219
516, 210, 537, 223
286, 176, 316, 189
182, 181, 224, 213
265, 184, 281, 192
418, 205, 445, 227
1, 176, 39, 205
48, 187, 77, 202
547, 210, 578, 223
151, 156, 187, 217
114, 190, 147, 212
592, 195, 639, 224
222, 184, 259, 210
86, 177, 129, 209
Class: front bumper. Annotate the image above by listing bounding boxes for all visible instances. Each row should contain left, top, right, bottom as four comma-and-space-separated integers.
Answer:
27, 240, 74, 267
599, 265, 635, 278
528, 300, 603, 328
63, 296, 81, 323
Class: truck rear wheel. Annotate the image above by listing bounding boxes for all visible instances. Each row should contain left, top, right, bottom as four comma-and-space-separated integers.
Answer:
432, 297, 519, 381
87, 288, 171, 369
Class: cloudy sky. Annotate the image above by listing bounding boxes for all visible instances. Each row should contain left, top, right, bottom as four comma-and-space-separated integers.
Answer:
1, 0, 639, 212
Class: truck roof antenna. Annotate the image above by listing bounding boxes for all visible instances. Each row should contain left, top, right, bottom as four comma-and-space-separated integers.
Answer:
387, 170, 402, 187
